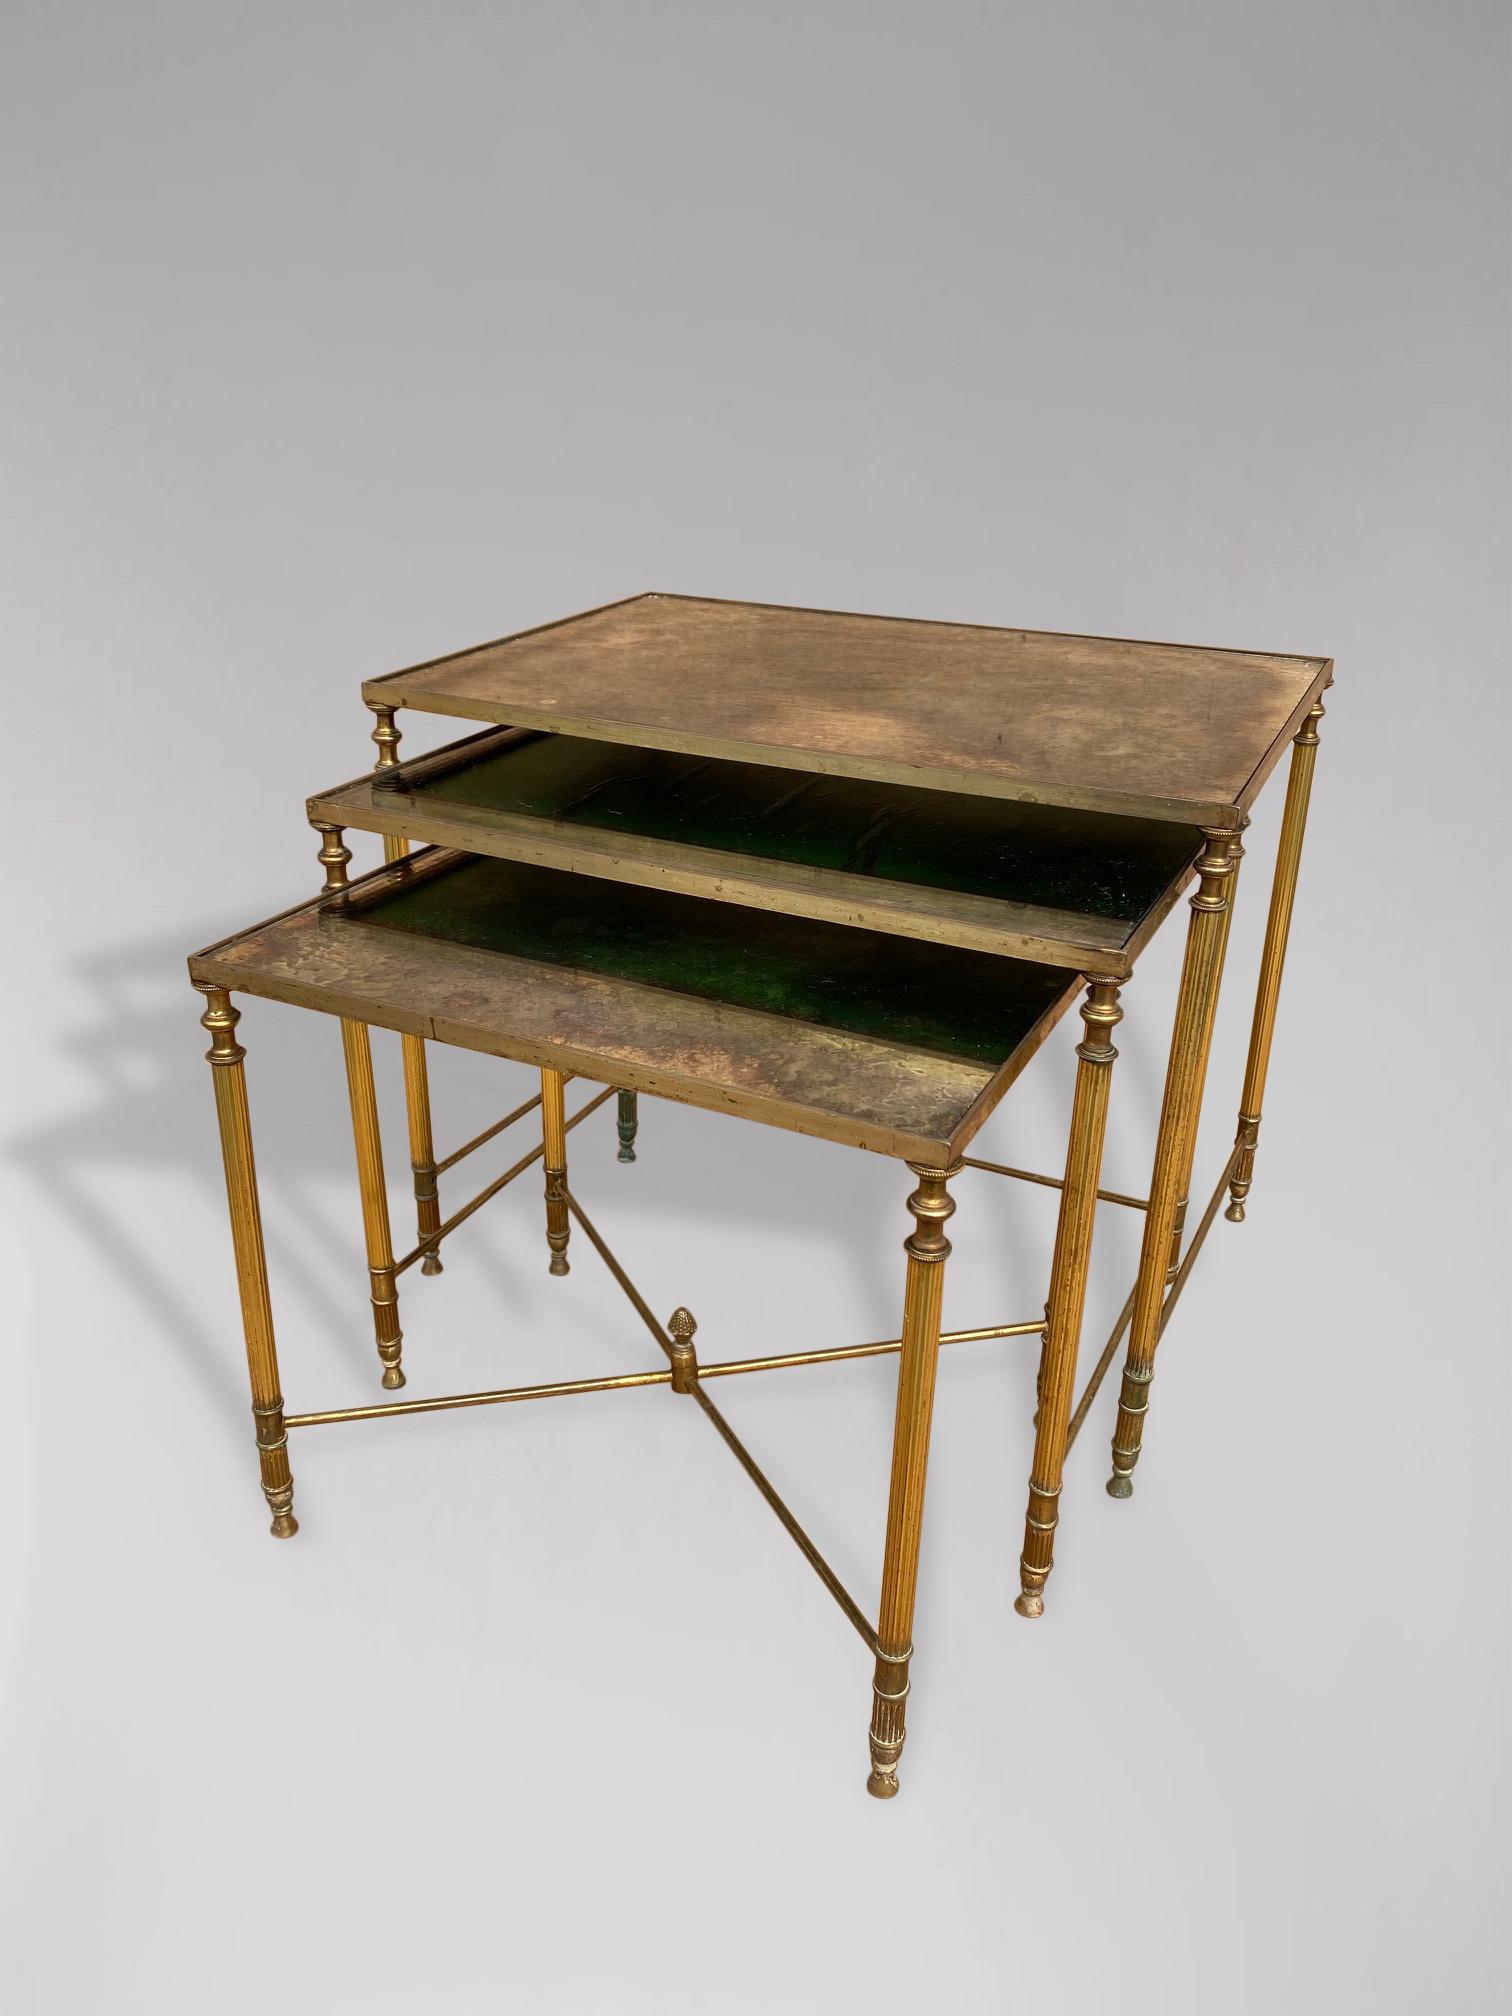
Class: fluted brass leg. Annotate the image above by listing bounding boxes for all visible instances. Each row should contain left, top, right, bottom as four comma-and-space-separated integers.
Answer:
1165, 823, 1245, 1280
1227, 699, 1327, 1223
868, 1159, 958, 1799
1108, 832, 1237, 1498
542, 1066, 571, 1276
196, 986, 297, 1538
401, 1032, 444, 1274
1016, 978, 1122, 1617
368, 702, 445, 1272
341, 1017, 405, 1389
616, 1089, 639, 1164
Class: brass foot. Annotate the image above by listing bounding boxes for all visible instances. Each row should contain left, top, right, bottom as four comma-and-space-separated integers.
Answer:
549, 1251, 570, 1278
270, 1511, 299, 1539
1226, 1126, 1257, 1225
1013, 1589, 1045, 1619
382, 1364, 407, 1390
616, 1089, 639, 1164
1106, 1472, 1133, 1499
867, 1703, 907, 1801
421, 1249, 444, 1275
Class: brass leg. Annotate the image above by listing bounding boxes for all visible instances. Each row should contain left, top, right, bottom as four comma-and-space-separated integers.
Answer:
368, 702, 444, 1272
1108, 832, 1237, 1498
868, 1158, 958, 1799
1016, 978, 1122, 1617
1165, 821, 1246, 1280
616, 1088, 639, 1164
1227, 698, 1327, 1222
196, 986, 297, 1538
400, 1030, 444, 1274
341, 1017, 405, 1389
542, 1066, 571, 1276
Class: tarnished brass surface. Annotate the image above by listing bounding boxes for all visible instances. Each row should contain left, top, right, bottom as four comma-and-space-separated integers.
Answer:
361, 853, 1074, 1070
308, 726, 1202, 976
1015, 978, 1121, 1618
362, 593, 1330, 828
1228, 699, 1326, 1221
188, 855, 1081, 1164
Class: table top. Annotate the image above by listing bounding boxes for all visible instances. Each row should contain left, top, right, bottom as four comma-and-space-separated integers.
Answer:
189, 851, 1082, 1162
309, 724, 1202, 976
363, 594, 1330, 829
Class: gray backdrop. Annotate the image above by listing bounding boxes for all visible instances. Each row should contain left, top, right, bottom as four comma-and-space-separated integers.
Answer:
3, 4, 1507, 2012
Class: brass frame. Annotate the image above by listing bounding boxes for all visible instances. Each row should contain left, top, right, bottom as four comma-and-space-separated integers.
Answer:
194, 950, 1304, 1794
193, 636, 1330, 1800
306, 723, 1203, 978
284, 1323, 1045, 1428
191, 842, 1089, 1167
359, 592, 1331, 827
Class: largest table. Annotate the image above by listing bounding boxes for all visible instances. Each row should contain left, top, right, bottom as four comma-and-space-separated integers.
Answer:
190, 594, 1331, 1798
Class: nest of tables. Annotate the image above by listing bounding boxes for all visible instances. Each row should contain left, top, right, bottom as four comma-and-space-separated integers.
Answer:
189, 593, 1330, 1798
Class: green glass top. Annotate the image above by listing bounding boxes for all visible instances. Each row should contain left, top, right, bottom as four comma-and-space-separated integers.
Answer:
356, 855, 1074, 1067
401, 733, 1199, 926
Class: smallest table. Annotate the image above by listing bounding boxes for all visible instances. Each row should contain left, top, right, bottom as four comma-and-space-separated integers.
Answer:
191, 596, 1332, 1797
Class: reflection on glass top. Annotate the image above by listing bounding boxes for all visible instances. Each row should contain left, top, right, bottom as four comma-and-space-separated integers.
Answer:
357, 855, 1076, 1068
404, 733, 1200, 926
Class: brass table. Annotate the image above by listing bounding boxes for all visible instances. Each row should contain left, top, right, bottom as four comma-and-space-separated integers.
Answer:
190, 594, 1331, 1798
